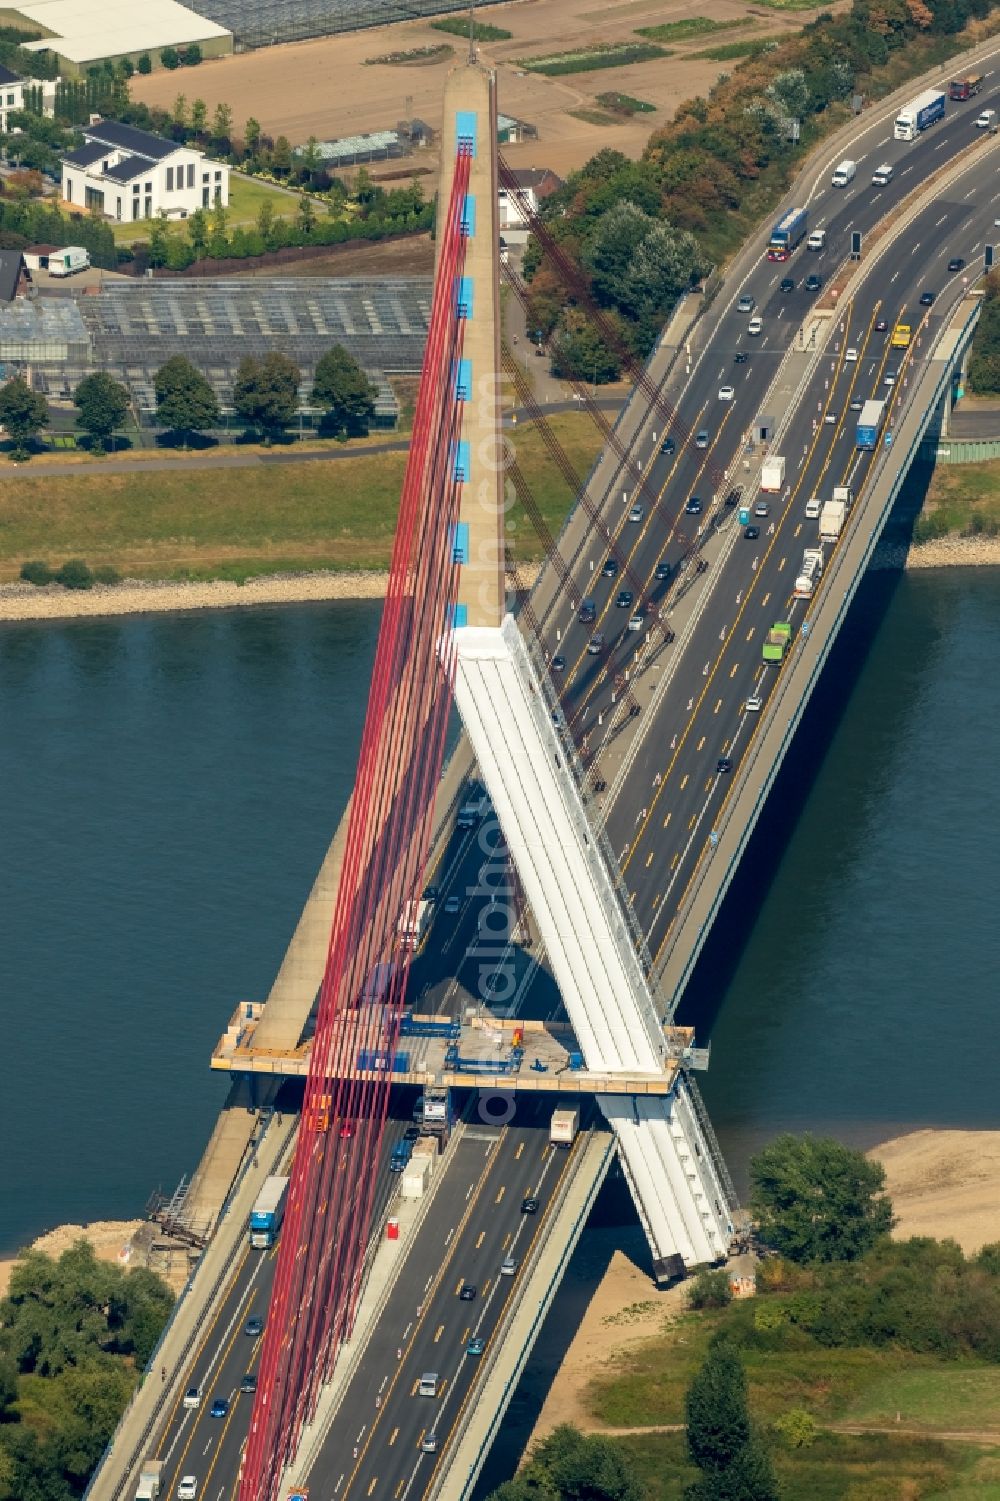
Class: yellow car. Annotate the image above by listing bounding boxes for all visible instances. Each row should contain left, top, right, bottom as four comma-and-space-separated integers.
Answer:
891, 323, 911, 349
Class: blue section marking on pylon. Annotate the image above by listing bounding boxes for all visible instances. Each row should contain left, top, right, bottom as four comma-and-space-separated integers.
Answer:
451, 522, 470, 563
456, 111, 477, 155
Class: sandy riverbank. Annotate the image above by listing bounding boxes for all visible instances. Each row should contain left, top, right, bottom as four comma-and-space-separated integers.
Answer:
529, 1129, 1000, 1442
0, 1219, 142, 1297
0, 572, 391, 622
0, 539, 992, 624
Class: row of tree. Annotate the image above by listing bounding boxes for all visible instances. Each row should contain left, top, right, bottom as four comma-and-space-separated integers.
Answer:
0, 345, 380, 457
524, 0, 998, 380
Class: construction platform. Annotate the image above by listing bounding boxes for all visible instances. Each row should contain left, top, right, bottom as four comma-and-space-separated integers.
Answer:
211, 1004, 701, 1098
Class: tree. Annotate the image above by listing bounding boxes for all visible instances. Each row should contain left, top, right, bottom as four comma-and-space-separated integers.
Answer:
211, 100, 233, 147
530, 1426, 643, 1501
160, 46, 179, 70
154, 355, 220, 444
686, 1341, 751, 1476
312, 345, 378, 437
73, 372, 129, 452
208, 200, 229, 256
550, 308, 621, 384
243, 115, 262, 158
233, 352, 301, 443
137, 53, 152, 74
190, 97, 207, 136
750, 1134, 895, 1263
187, 206, 208, 259
0, 375, 48, 459
296, 193, 315, 237
148, 213, 170, 268
272, 135, 292, 175
255, 199, 277, 247
182, 42, 202, 65
171, 92, 187, 127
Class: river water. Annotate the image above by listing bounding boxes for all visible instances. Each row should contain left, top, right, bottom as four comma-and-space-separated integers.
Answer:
2, 570, 999, 1254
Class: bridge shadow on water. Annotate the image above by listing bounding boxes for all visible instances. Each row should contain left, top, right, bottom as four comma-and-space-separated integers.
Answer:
677, 457, 935, 1040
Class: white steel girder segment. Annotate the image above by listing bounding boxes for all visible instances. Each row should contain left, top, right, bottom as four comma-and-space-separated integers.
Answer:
452, 620, 665, 1075
599, 1086, 732, 1269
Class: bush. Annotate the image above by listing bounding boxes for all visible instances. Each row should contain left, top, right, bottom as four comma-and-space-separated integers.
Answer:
137, 53, 151, 74
55, 558, 93, 590
92, 564, 121, 585
688, 1268, 732, 1310
19, 559, 52, 585
160, 46, 179, 69
772, 1408, 818, 1449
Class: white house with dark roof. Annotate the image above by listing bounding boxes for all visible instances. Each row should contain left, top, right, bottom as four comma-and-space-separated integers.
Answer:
60, 119, 229, 223
0, 63, 58, 133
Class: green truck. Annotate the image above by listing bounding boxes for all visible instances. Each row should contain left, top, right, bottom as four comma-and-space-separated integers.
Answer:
762, 621, 792, 664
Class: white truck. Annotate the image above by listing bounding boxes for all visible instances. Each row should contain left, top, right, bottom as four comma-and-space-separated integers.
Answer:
135, 1459, 165, 1500
397, 899, 431, 950
894, 87, 946, 141
760, 456, 786, 493
49, 245, 90, 277
401, 1158, 432, 1198
550, 1106, 580, 1147
819, 499, 846, 543
832, 485, 854, 507
794, 547, 824, 598
831, 159, 857, 187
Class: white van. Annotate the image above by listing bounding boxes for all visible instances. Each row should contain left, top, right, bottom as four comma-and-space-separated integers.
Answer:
419, 1373, 440, 1398
804, 498, 822, 519
831, 159, 857, 187
871, 162, 893, 185
976, 108, 996, 128
747, 315, 763, 336
806, 229, 827, 251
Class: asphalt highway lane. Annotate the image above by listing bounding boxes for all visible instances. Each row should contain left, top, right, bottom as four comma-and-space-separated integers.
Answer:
304, 1098, 575, 1501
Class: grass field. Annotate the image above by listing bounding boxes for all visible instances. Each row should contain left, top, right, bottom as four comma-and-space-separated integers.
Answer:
515, 42, 668, 76
430, 16, 512, 40
635, 17, 744, 42
580, 1304, 1000, 1498
618, 1427, 997, 1501
111, 174, 297, 245
690, 37, 790, 61
917, 456, 1000, 540
0, 413, 602, 582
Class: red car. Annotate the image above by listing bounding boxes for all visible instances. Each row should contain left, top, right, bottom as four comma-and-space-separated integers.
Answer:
339, 1120, 356, 1139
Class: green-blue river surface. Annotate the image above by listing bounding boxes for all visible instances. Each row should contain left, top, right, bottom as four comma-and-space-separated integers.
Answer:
2, 569, 998, 1254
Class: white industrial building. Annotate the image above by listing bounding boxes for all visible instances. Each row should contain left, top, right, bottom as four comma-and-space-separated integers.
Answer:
11, 0, 232, 74
61, 119, 229, 222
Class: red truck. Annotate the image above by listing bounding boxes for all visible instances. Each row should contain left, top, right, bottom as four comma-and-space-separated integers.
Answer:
950, 75, 983, 101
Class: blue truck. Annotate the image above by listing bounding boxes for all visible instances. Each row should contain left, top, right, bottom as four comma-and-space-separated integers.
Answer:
390, 1139, 413, 1173
767, 207, 807, 261
856, 398, 887, 449
249, 1174, 289, 1248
